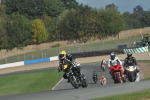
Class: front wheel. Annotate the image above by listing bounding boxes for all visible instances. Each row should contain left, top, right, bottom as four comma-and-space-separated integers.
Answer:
114, 73, 121, 83
82, 79, 88, 88
68, 76, 79, 89
128, 72, 135, 82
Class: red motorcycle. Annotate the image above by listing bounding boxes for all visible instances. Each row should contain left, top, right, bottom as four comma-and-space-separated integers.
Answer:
100, 78, 107, 85
110, 61, 126, 83
101, 64, 106, 71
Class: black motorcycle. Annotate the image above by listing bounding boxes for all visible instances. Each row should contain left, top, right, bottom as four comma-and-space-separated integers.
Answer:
62, 59, 88, 89
93, 76, 98, 84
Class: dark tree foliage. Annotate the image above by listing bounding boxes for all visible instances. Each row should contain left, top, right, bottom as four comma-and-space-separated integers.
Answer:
5, 0, 65, 19
105, 3, 118, 11
123, 5, 150, 29
61, 0, 79, 9
6, 12, 31, 49
1, 1, 150, 49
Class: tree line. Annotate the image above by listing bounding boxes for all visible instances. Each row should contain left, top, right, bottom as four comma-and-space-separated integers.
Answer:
0, 0, 150, 50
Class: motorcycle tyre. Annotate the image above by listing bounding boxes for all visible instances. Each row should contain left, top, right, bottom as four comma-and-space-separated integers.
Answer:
102, 67, 105, 71
68, 76, 79, 89
94, 78, 97, 84
128, 72, 135, 82
82, 79, 88, 88
114, 74, 121, 83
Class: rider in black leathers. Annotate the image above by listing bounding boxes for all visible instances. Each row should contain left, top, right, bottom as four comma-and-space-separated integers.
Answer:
92, 71, 98, 80
124, 52, 139, 77
58, 50, 83, 82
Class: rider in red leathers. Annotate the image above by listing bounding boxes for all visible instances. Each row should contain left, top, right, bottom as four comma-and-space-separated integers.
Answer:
108, 52, 124, 79
100, 76, 107, 84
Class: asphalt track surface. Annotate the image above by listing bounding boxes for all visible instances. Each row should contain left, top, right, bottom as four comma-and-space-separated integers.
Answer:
0, 62, 150, 100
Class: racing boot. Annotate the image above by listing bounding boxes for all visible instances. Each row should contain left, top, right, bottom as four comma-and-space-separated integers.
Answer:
67, 79, 70, 83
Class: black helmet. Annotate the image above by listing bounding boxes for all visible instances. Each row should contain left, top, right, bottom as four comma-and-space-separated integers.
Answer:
110, 52, 115, 60
127, 52, 132, 57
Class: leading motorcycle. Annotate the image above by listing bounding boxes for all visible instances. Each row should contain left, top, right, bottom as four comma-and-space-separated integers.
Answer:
62, 59, 88, 89
110, 61, 126, 83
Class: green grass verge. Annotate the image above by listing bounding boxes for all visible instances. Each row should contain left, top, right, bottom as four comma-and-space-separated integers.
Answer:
92, 89, 150, 100
137, 60, 150, 63
0, 70, 63, 96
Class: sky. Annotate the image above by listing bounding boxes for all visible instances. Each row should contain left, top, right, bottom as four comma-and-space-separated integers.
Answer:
76, 0, 150, 13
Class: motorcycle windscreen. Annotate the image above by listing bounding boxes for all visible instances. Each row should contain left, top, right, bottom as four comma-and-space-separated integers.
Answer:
112, 61, 118, 66
127, 66, 135, 72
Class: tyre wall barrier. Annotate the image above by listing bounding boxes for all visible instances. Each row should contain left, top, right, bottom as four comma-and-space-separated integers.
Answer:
123, 46, 149, 54
71, 49, 123, 58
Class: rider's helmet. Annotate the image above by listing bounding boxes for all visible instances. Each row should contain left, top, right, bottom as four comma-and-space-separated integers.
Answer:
110, 52, 115, 60
93, 71, 96, 74
127, 52, 132, 57
102, 76, 104, 79
59, 50, 66, 60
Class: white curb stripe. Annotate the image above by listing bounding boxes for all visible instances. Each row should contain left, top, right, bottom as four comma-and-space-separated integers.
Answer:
52, 78, 63, 90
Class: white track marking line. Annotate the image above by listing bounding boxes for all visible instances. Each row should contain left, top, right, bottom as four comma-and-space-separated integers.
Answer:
52, 78, 63, 90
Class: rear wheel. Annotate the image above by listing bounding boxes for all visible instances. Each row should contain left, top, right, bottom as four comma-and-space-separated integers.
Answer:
102, 67, 105, 71
68, 76, 79, 89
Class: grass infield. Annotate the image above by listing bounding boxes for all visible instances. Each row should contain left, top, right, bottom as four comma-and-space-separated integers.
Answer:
0, 70, 63, 96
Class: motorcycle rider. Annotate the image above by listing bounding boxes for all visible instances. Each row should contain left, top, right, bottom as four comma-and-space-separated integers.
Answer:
92, 71, 98, 80
108, 52, 124, 78
101, 59, 106, 68
58, 50, 84, 83
100, 76, 107, 84
124, 52, 139, 77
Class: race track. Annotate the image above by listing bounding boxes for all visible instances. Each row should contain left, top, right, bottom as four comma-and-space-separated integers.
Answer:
0, 62, 150, 100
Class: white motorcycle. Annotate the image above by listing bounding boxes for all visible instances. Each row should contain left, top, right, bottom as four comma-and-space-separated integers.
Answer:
125, 66, 138, 82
